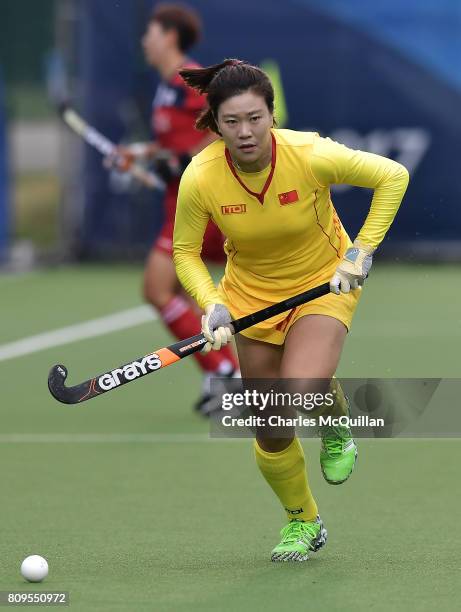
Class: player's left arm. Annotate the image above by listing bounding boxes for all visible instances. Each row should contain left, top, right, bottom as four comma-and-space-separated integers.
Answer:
310, 135, 410, 293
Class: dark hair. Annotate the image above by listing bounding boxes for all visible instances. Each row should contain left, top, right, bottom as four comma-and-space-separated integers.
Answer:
150, 3, 202, 52
180, 59, 275, 133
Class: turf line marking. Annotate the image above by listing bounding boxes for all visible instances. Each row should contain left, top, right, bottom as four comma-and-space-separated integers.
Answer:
0, 434, 452, 444
0, 306, 157, 362
0, 433, 247, 443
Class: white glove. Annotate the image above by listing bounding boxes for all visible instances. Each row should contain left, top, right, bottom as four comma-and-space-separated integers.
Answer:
201, 304, 233, 353
103, 142, 160, 171
330, 240, 375, 295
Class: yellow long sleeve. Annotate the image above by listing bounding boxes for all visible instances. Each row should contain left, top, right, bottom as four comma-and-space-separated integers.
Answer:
173, 163, 222, 309
309, 136, 410, 248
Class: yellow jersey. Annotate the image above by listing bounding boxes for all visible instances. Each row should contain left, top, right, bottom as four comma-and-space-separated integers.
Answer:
173, 129, 409, 311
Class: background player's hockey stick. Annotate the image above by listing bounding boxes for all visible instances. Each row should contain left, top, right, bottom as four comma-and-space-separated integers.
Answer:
59, 104, 165, 190
48, 283, 331, 404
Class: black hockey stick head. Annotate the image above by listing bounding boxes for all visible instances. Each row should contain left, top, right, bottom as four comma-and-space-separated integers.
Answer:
48, 364, 95, 405
48, 365, 71, 403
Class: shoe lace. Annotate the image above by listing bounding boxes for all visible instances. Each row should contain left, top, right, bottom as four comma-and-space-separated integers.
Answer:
320, 426, 351, 457
280, 520, 318, 547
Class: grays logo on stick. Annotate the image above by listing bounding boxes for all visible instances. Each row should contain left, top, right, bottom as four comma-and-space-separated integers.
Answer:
98, 354, 162, 390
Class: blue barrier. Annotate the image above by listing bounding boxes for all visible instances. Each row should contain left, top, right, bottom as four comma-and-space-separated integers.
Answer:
0, 68, 9, 261
78, 0, 461, 258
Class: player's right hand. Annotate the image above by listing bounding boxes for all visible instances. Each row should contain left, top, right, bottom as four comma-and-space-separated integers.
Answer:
103, 146, 136, 172
103, 142, 161, 172
201, 304, 233, 353
153, 151, 191, 182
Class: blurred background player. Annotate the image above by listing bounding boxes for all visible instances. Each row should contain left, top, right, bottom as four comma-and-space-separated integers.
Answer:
112, 3, 239, 415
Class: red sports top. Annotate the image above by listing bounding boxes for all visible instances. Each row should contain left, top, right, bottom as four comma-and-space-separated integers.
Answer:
151, 61, 207, 155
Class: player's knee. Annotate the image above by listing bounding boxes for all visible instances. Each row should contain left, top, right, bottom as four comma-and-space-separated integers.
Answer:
256, 435, 295, 453
143, 275, 174, 309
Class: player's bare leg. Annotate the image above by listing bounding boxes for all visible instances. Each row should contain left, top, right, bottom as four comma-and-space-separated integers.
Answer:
143, 246, 181, 310
235, 332, 282, 379
281, 314, 346, 377
236, 333, 284, 451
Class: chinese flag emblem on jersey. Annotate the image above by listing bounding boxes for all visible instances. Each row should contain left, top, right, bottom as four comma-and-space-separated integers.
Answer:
278, 190, 299, 205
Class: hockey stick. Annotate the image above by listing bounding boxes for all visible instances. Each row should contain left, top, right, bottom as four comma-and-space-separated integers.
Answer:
58, 104, 165, 190
48, 283, 331, 404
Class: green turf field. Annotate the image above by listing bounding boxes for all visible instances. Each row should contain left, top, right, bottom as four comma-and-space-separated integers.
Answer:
0, 264, 460, 611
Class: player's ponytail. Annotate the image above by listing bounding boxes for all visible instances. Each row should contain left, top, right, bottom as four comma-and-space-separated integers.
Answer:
180, 59, 275, 134
180, 59, 240, 94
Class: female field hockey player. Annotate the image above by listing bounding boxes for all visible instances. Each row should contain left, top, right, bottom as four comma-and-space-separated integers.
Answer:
173, 59, 409, 562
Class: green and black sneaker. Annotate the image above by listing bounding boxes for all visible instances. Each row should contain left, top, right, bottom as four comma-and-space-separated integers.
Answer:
271, 517, 327, 562
319, 424, 357, 485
